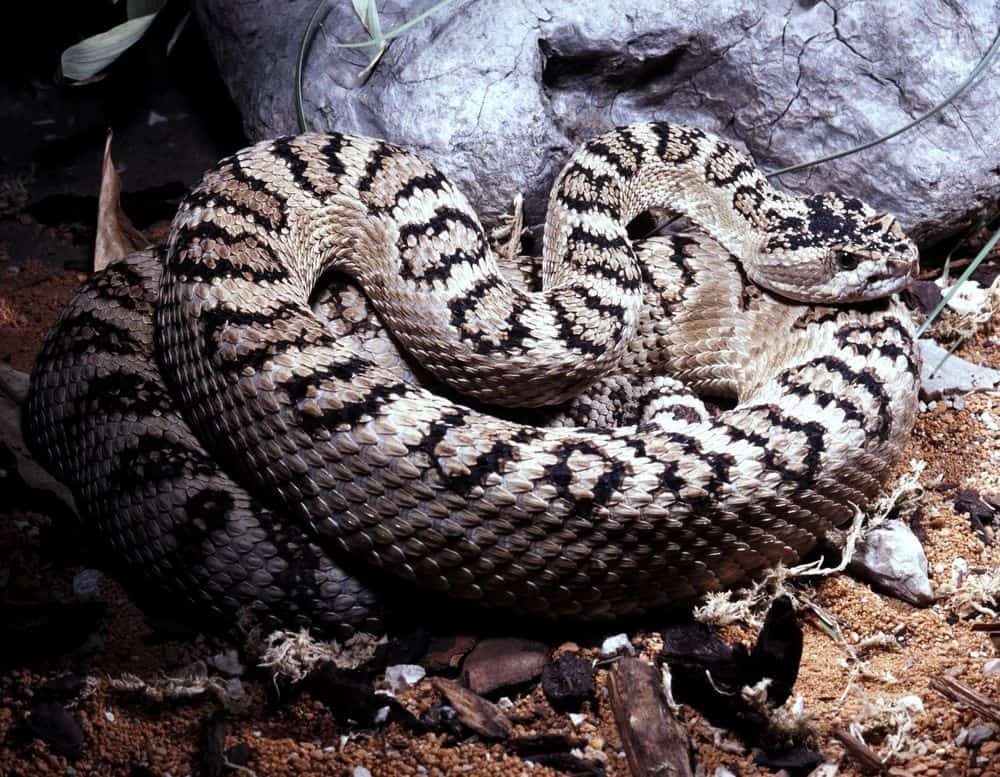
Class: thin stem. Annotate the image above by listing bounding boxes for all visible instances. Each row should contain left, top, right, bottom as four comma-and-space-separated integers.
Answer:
332, 0, 459, 48
295, 0, 331, 133
929, 336, 966, 378
768, 26, 1000, 178
916, 225, 1000, 338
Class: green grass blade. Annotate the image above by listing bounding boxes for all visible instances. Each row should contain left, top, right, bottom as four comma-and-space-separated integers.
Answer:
916, 225, 1000, 338
768, 27, 1000, 178
332, 0, 459, 48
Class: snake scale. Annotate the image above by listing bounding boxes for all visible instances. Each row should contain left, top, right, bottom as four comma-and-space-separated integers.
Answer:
26, 123, 920, 638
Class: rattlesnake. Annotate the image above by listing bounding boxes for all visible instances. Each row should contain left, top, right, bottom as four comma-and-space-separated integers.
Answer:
26, 124, 920, 637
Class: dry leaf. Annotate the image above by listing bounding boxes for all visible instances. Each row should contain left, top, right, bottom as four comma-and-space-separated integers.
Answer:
95, 130, 146, 273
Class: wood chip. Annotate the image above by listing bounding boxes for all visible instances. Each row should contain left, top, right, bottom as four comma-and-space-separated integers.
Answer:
608, 657, 693, 777
431, 677, 512, 740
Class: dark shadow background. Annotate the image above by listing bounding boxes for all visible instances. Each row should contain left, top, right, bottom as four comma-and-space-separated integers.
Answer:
0, 2, 248, 269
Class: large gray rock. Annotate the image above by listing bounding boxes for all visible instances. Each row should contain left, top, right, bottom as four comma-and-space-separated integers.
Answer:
197, 0, 1000, 240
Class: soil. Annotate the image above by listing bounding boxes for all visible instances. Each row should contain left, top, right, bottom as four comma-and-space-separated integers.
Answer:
1, 12, 999, 777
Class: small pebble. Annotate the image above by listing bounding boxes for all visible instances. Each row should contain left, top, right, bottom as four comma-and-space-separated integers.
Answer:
72, 569, 103, 600
384, 664, 426, 693
208, 649, 245, 677
352, 768, 373, 777
600, 633, 634, 657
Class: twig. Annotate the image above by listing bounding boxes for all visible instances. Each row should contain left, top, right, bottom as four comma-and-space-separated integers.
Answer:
832, 728, 884, 774
929, 676, 1000, 724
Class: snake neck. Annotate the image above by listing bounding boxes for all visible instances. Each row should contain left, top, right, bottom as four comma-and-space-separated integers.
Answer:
541, 123, 802, 288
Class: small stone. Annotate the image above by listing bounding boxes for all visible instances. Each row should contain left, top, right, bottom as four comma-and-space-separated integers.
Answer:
541, 652, 595, 711
224, 678, 247, 705
208, 649, 245, 677
849, 520, 934, 606
72, 569, 103, 600
352, 768, 373, 777
460, 638, 547, 695
104, 711, 115, 722
225, 743, 251, 767
385, 664, 426, 694
600, 633, 634, 657
568, 712, 587, 727
984, 659, 1000, 676
966, 724, 996, 747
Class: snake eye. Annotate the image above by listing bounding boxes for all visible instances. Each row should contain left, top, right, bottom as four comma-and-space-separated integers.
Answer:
835, 252, 860, 271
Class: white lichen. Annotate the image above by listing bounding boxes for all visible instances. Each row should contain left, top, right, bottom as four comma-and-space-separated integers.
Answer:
258, 629, 386, 683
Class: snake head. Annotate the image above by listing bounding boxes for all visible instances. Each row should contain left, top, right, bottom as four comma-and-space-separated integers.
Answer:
752, 193, 918, 303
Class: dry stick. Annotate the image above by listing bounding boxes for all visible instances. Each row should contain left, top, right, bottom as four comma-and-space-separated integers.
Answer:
930, 676, 1000, 724
831, 728, 884, 774
608, 657, 694, 777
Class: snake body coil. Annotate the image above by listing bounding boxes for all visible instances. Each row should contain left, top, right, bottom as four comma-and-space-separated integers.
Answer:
27, 124, 920, 636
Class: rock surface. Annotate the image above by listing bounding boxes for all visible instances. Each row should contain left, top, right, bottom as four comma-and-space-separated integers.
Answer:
196, 0, 1000, 240
850, 519, 935, 606
919, 339, 1000, 400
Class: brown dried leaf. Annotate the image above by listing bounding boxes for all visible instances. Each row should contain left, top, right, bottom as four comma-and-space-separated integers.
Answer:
95, 130, 146, 272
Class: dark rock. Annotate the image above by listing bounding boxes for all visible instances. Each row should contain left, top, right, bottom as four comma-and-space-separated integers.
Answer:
660, 598, 805, 739
26, 700, 84, 760
460, 637, 547, 695
511, 733, 582, 756
754, 746, 825, 774
224, 742, 251, 768
306, 664, 383, 726
432, 677, 512, 740
749, 596, 802, 706
129, 767, 159, 777
908, 507, 929, 544
421, 634, 477, 673
901, 280, 943, 314
532, 752, 606, 777
384, 626, 431, 666
955, 489, 996, 545
541, 653, 596, 711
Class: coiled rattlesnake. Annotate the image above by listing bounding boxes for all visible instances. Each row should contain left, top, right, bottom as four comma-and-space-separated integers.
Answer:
26, 124, 920, 637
